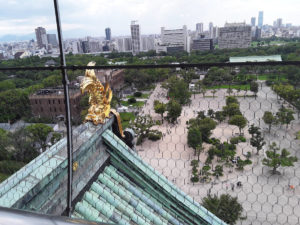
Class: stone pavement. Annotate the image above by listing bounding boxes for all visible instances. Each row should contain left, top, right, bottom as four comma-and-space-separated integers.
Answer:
137, 83, 300, 225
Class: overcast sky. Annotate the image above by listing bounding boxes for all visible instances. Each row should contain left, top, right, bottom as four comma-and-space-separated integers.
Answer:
0, 0, 300, 38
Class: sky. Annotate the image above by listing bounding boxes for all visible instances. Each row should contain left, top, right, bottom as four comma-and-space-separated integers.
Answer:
0, 0, 300, 39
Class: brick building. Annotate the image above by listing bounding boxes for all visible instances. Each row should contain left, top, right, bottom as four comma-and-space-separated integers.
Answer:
29, 87, 82, 122
95, 69, 125, 91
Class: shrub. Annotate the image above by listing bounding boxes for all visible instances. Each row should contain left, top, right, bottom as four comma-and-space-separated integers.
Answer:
128, 97, 137, 104
230, 137, 240, 145
0, 160, 25, 174
239, 136, 246, 142
148, 131, 162, 141
155, 120, 161, 125
134, 91, 142, 97
136, 136, 144, 145
244, 159, 252, 165
191, 176, 199, 183
191, 160, 199, 167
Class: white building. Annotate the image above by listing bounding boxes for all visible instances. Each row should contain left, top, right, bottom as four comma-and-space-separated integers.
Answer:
160, 25, 189, 52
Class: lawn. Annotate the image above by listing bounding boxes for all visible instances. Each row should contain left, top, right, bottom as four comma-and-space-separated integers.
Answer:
257, 74, 287, 81
120, 112, 135, 129
126, 93, 150, 99
208, 84, 250, 90
121, 100, 145, 107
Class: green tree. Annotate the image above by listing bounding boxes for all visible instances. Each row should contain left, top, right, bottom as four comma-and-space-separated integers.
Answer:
226, 96, 239, 105
0, 128, 11, 160
263, 111, 277, 132
229, 115, 247, 135
276, 106, 294, 129
250, 129, 266, 155
189, 117, 217, 142
211, 89, 217, 98
202, 194, 244, 225
25, 123, 53, 152
262, 142, 298, 174
248, 124, 260, 138
130, 115, 155, 145
187, 127, 202, 159
51, 132, 62, 145
213, 165, 223, 178
154, 102, 166, 122
215, 111, 225, 123
223, 103, 241, 117
250, 81, 259, 99
166, 99, 182, 123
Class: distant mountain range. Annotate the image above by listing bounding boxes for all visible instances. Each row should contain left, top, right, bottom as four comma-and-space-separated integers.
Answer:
0, 33, 36, 42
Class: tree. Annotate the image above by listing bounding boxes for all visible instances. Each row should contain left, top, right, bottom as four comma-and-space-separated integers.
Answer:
226, 96, 239, 105
189, 117, 217, 142
25, 123, 53, 152
202, 194, 244, 225
154, 102, 166, 122
229, 115, 247, 135
187, 127, 202, 159
276, 106, 294, 129
262, 111, 277, 132
215, 111, 225, 123
166, 99, 182, 123
248, 124, 260, 138
262, 142, 297, 174
51, 132, 62, 145
130, 115, 155, 145
213, 165, 223, 178
250, 81, 259, 99
0, 128, 11, 160
211, 89, 217, 98
250, 130, 266, 155
223, 103, 241, 117
200, 85, 207, 98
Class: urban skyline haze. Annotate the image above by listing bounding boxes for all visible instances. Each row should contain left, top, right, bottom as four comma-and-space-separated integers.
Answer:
0, 0, 300, 39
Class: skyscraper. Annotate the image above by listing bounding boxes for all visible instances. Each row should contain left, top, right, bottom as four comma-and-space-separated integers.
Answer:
130, 21, 141, 55
161, 26, 188, 52
35, 27, 48, 49
105, 28, 111, 41
196, 23, 203, 33
47, 34, 58, 47
258, 11, 263, 28
277, 18, 283, 28
251, 17, 256, 27
209, 22, 213, 38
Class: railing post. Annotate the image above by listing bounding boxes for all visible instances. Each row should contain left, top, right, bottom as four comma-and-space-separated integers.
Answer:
53, 0, 73, 217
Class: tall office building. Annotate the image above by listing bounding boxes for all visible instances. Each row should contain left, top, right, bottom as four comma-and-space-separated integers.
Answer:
161, 25, 189, 52
105, 28, 111, 41
218, 22, 252, 49
251, 17, 256, 27
47, 34, 58, 47
130, 21, 141, 55
209, 22, 214, 38
196, 23, 204, 33
258, 11, 264, 28
35, 27, 48, 49
277, 18, 283, 28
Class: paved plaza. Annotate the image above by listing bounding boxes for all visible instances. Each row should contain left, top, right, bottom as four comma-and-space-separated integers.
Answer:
137, 83, 300, 225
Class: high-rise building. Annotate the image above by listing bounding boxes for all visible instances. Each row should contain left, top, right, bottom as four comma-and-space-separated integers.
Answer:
35, 27, 48, 49
218, 22, 252, 49
277, 18, 283, 28
196, 23, 204, 33
251, 17, 256, 27
130, 21, 141, 55
212, 26, 219, 39
192, 38, 213, 51
124, 37, 132, 52
141, 36, 155, 51
47, 34, 58, 47
105, 28, 111, 41
258, 11, 264, 28
209, 22, 214, 38
161, 25, 188, 52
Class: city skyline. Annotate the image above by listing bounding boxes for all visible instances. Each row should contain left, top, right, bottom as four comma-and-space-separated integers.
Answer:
0, 0, 300, 40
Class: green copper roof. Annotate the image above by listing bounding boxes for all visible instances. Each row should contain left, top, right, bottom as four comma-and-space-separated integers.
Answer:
72, 129, 226, 225
229, 55, 282, 62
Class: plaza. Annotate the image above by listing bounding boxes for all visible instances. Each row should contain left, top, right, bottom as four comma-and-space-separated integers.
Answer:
137, 82, 300, 225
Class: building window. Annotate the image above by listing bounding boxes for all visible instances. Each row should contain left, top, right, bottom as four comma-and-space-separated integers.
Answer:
35, 100, 38, 104
50, 107, 52, 112
41, 107, 43, 112
49, 100, 51, 104
53, 99, 55, 104
54, 107, 56, 112
58, 99, 60, 104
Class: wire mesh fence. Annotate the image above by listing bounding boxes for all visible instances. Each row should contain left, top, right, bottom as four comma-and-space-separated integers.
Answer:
0, 66, 299, 225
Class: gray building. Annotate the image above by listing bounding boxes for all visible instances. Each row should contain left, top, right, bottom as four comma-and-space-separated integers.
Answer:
196, 23, 203, 33
218, 23, 252, 49
35, 27, 48, 49
192, 38, 213, 51
105, 28, 111, 41
251, 17, 256, 27
258, 11, 264, 28
47, 34, 58, 47
130, 21, 141, 55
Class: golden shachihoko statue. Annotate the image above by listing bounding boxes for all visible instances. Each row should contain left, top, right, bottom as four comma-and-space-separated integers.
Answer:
81, 62, 112, 125
80, 62, 124, 138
